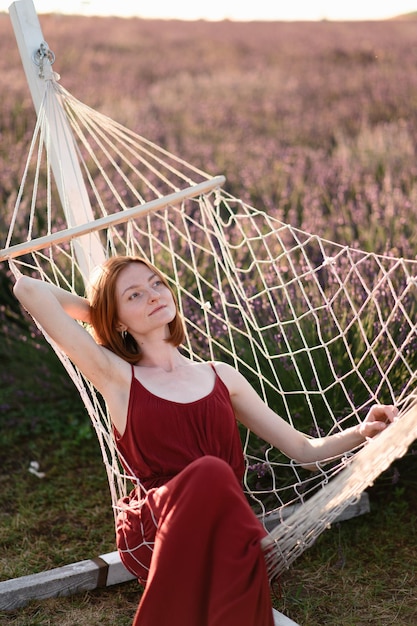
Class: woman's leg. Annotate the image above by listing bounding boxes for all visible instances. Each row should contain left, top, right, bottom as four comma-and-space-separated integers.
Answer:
133, 456, 274, 626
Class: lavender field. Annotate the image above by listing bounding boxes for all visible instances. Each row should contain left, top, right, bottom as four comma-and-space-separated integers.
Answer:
1, 15, 417, 257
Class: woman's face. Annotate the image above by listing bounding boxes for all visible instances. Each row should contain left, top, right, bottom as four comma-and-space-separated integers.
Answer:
114, 262, 176, 339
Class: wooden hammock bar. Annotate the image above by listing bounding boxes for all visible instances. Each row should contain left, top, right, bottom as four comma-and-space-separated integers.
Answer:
0, 176, 226, 261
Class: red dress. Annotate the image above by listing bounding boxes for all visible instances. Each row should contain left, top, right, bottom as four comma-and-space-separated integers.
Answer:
115, 364, 274, 626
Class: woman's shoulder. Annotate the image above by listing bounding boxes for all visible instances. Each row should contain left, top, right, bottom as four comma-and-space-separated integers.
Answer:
210, 361, 246, 390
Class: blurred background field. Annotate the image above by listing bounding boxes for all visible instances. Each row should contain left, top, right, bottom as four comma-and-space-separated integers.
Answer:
1, 13, 417, 625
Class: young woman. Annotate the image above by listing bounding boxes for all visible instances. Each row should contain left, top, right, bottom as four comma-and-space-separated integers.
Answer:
13, 255, 397, 626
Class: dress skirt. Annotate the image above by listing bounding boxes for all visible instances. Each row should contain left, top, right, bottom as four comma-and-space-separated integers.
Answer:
116, 455, 274, 626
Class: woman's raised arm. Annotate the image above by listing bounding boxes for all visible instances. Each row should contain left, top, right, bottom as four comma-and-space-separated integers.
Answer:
13, 275, 125, 394
14, 275, 91, 323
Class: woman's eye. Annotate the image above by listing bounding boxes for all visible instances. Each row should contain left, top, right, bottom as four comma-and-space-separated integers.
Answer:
129, 292, 142, 300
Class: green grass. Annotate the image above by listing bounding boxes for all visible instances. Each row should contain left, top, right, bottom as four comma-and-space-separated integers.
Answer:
0, 436, 115, 581
1, 435, 416, 625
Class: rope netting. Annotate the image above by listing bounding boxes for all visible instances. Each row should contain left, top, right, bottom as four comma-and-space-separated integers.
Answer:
2, 77, 417, 577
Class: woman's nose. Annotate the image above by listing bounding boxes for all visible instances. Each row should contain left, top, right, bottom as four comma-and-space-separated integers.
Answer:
148, 288, 160, 300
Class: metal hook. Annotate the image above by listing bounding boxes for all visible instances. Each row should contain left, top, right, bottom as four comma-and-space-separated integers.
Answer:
32, 41, 56, 79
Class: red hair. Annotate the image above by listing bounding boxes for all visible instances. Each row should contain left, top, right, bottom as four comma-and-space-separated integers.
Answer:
87, 256, 185, 364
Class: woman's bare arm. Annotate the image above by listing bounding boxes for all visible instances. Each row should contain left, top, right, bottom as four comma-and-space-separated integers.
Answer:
13, 276, 128, 396
17, 278, 92, 323
216, 362, 397, 465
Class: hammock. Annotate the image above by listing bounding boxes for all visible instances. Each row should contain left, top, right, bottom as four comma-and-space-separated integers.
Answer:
2, 48, 417, 583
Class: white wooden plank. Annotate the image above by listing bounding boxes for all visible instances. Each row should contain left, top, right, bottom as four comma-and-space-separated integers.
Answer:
99, 551, 136, 587
0, 551, 138, 611
273, 607, 300, 626
262, 491, 370, 532
0, 559, 101, 610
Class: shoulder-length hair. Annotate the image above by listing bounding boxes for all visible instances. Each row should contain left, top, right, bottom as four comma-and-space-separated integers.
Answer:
86, 256, 185, 364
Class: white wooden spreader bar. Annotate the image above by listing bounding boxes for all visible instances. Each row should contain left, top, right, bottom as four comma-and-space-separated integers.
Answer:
0, 176, 226, 261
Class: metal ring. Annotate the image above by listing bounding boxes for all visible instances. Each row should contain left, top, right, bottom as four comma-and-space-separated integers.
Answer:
32, 41, 55, 67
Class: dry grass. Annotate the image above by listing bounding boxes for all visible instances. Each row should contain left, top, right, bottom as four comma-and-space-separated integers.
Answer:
1, 583, 140, 626
279, 480, 417, 625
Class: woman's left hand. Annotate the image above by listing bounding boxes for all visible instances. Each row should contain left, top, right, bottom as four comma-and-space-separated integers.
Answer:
359, 404, 399, 439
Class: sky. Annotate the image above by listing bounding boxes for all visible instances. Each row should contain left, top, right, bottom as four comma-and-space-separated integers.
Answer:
1, 0, 417, 21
